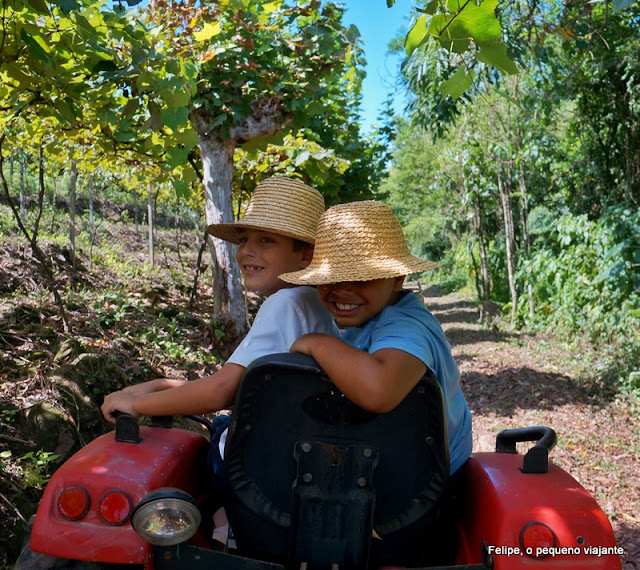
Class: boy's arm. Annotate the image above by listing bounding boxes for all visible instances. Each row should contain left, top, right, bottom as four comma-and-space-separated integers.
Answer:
101, 363, 246, 423
122, 378, 187, 395
290, 334, 426, 414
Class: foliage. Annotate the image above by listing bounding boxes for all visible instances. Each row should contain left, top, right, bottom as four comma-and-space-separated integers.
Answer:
516, 207, 640, 337
2, 450, 60, 490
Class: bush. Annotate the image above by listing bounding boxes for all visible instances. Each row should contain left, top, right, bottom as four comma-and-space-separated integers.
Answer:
516, 206, 640, 389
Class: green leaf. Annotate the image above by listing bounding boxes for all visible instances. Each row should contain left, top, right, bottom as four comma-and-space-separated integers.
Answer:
476, 42, 518, 74
73, 14, 96, 37
387, 0, 396, 7
241, 129, 288, 153
262, 1, 283, 13
26, 0, 49, 14
422, 0, 440, 15
92, 59, 119, 73
20, 29, 50, 62
294, 150, 311, 166
171, 179, 190, 199
59, 0, 80, 13
3, 64, 33, 88
429, 16, 471, 53
193, 22, 222, 43
162, 106, 190, 131
166, 146, 191, 168
405, 15, 428, 57
613, 0, 635, 11
449, 0, 502, 44
440, 66, 474, 99
174, 127, 200, 149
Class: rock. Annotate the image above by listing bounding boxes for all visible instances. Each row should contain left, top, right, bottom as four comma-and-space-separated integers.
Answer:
53, 338, 87, 364
47, 365, 98, 431
25, 403, 75, 454
74, 353, 125, 401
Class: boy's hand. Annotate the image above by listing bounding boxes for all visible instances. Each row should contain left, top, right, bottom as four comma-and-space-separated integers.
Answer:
101, 390, 140, 424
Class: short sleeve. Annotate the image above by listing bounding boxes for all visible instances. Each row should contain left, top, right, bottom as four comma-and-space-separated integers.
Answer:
227, 287, 337, 368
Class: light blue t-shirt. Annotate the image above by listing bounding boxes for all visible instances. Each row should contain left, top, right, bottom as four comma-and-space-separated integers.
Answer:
341, 291, 472, 475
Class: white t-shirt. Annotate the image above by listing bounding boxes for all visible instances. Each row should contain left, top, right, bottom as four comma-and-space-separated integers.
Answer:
220, 286, 338, 456
227, 286, 339, 367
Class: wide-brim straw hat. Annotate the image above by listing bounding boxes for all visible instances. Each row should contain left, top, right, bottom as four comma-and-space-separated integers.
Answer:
206, 176, 324, 244
280, 200, 440, 285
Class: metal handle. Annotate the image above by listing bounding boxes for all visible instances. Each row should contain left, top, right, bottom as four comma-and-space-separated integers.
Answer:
496, 426, 557, 474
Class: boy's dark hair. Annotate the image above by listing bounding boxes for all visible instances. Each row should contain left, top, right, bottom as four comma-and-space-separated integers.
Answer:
293, 238, 312, 252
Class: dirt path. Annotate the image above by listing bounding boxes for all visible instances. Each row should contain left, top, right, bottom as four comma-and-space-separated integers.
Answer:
415, 285, 640, 569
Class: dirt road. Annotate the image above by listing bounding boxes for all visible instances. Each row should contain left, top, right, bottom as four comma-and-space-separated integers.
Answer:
416, 285, 639, 569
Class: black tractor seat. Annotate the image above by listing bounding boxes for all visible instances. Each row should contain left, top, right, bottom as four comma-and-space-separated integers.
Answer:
223, 353, 450, 570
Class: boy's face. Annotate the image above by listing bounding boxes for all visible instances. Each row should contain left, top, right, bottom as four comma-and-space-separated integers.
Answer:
317, 277, 405, 327
236, 229, 312, 296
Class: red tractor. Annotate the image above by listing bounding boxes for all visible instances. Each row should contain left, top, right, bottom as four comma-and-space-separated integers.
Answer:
15, 354, 622, 570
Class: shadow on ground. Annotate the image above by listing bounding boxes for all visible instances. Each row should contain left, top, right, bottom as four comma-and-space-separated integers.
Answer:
444, 326, 513, 346
462, 366, 601, 417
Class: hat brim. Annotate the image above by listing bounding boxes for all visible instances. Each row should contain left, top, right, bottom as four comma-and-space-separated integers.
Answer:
206, 222, 315, 245
280, 257, 440, 285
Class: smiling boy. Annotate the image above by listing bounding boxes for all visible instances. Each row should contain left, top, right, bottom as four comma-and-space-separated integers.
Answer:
280, 200, 472, 475
100, 176, 338, 422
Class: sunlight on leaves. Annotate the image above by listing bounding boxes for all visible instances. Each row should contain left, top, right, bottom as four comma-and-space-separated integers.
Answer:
193, 22, 222, 43
440, 66, 475, 98
405, 15, 428, 56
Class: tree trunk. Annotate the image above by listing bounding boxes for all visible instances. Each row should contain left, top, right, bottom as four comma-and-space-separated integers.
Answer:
88, 174, 95, 243
147, 182, 154, 267
196, 133, 246, 340
88, 174, 96, 272
190, 99, 291, 340
497, 161, 518, 327
19, 155, 25, 221
0, 137, 70, 331
518, 162, 534, 320
133, 186, 139, 235
472, 194, 491, 305
68, 160, 77, 268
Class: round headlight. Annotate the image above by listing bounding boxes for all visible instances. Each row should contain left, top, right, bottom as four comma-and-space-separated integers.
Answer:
132, 488, 201, 546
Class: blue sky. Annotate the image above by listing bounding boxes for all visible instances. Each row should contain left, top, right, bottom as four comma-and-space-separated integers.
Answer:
339, 0, 417, 132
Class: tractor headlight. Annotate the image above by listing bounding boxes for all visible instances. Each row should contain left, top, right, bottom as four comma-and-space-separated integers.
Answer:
132, 488, 201, 546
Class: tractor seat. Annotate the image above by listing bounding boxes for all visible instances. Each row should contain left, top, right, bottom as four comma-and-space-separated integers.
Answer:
223, 353, 449, 570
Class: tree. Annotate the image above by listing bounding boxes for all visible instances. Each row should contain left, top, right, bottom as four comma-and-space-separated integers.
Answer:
2, 0, 375, 339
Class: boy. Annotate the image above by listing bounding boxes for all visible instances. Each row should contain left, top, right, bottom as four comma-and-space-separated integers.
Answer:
100, 176, 338, 422
280, 200, 472, 475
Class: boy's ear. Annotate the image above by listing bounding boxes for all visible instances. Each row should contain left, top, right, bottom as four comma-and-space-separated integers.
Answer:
393, 276, 406, 291
299, 245, 314, 268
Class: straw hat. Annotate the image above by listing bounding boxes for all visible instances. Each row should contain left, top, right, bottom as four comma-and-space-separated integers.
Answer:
280, 200, 440, 285
206, 176, 324, 244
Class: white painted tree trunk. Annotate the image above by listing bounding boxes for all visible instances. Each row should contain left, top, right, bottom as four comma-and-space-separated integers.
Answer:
191, 99, 291, 340
197, 134, 246, 339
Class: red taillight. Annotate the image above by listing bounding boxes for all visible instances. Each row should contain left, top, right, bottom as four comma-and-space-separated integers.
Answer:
58, 486, 90, 520
98, 490, 132, 525
520, 521, 557, 557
